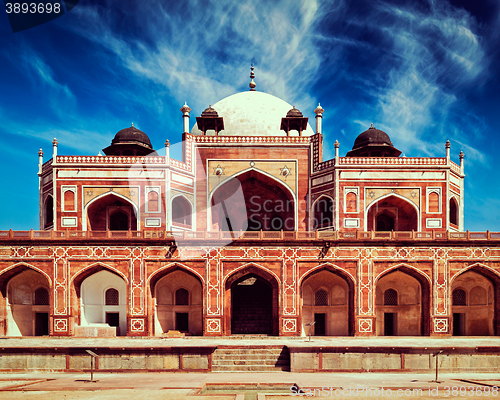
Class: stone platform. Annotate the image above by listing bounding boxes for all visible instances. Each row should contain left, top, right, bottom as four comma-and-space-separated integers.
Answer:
0, 336, 499, 373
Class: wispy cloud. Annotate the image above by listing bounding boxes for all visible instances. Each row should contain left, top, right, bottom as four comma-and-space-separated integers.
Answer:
21, 51, 76, 117
68, 0, 323, 114
370, 1, 486, 158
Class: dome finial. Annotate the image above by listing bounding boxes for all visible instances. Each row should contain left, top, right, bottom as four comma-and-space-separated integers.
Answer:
370, 122, 374, 128
249, 64, 256, 91
131, 122, 134, 127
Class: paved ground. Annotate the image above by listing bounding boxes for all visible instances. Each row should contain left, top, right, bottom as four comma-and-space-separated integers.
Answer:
0, 371, 499, 399
1, 336, 500, 349
1, 337, 499, 398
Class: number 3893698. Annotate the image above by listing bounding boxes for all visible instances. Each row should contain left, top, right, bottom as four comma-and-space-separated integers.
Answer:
5, 3, 61, 14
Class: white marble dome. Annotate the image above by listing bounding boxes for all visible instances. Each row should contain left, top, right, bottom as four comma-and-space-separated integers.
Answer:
190, 91, 315, 137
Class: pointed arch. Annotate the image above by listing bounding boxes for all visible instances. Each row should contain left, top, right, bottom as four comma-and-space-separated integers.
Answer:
299, 263, 355, 336
210, 167, 296, 203
223, 262, 281, 287
375, 264, 430, 336
208, 168, 297, 232
449, 196, 459, 227
375, 263, 431, 285
44, 195, 54, 229
71, 262, 129, 291
85, 191, 138, 211
366, 192, 419, 211
450, 263, 499, 336
450, 263, 500, 284
0, 263, 52, 296
83, 191, 139, 231
312, 194, 334, 230
150, 263, 204, 336
2, 264, 52, 336
147, 262, 205, 288
224, 263, 280, 336
299, 262, 355, 286
171, 195, 193, 228
365, 193, 420, 231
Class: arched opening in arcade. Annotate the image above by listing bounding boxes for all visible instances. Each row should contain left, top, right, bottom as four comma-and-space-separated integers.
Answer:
449, 197, 459, 228
73, 267, 127, 336
149, 267, 203, 336
171, 196, 192, 228
86, 193, 137, 231
0, 265, 51, 336
375, 267, 430, 336
300, 267, 355, 336
211, 170, 295, 232
44, 195, 53, 229
313, 196, 334, 230
367, 195, 418, 231
451, 266, 499, 336
224, 266, 279, 335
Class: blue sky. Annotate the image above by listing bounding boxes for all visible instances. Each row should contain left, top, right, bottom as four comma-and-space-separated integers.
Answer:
0, 0, 499, 231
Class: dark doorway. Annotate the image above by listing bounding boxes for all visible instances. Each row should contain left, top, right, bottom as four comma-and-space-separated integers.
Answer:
453, 313, 465, 336
176, 312, 189, 332
384, 313, 396, 335
231, 275, 272, 334
109, 210, 129, 230
35, 313, 49, 336
314, 313, 326, 336
106, 312, 120, 335
376, 211, 395, 231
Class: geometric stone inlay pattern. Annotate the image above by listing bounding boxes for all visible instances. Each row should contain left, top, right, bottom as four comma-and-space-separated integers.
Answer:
434, 318, 448, 333
206, 318, 221, 333
358, 318, 373, 333
130, 318, 145, 333
282, 318, 297, 333
53, 318, 68, 332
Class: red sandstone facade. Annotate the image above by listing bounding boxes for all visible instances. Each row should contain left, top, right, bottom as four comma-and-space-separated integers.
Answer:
2, 83, 497, 339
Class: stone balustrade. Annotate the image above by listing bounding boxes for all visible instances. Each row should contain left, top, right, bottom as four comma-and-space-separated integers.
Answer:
0, 229, 497, 242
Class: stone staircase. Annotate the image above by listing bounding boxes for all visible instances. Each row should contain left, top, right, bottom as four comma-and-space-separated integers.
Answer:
211, 346, 290, 372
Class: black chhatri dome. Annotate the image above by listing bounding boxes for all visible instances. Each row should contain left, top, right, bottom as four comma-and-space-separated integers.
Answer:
102, 124, 156, 156
346, 124, 401, 157
201, 105, 219, 118
286, 106, 303, 118
111, 125, 153, 148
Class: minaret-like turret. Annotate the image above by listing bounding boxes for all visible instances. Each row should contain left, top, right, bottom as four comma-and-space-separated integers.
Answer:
52, 138, 58, 159
181, 102, 191, 133
314, 103, 324, 135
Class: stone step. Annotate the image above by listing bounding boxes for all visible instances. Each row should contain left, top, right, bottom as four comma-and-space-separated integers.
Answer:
213, 349, 286, 355
212, 359, 289, 366
211, 365, 290, 372
211, 346, 290, 372
213, 354, 288, 360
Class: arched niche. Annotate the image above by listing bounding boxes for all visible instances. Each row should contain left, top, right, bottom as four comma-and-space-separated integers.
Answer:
172, 196, 192, 228
44, 195, 53, 229
3, 268, 51, 336
150, 268, 203, 336
367, 195, 418, 231
300, 267, 354, 336
211, 170, 295, 232
77, 269, 127, 336
375, 267, 430, 336
451, 268, 497, 336
450, 197, 459, 227
86, 193, 137, 231
224, 266, 280, 335
313, 196, 333, 230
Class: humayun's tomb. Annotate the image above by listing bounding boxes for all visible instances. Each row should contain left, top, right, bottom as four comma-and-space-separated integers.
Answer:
1, 67, 499, 341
